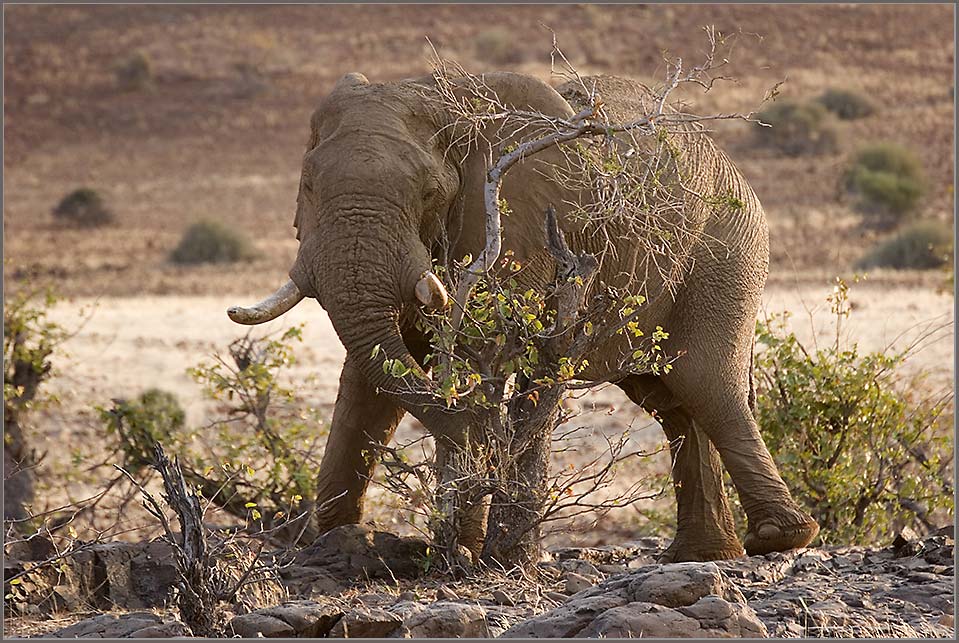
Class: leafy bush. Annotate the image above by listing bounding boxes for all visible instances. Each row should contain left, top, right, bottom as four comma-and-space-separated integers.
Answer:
816, 88, 876, 120
52, 188, 114, 228
114, 51, 152, 92
856, 220, 953, 271
169, 220, 258, 265
845, 143, 925, 225
101, 389, 187, 473
475, 28, 523, 65
753, 279, 954, 545
755, 100, 839, 156
4, 287, 66, 523
100, 327, 325, 537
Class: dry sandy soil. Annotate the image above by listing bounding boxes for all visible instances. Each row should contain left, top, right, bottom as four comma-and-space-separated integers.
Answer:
3, 1, 955, 555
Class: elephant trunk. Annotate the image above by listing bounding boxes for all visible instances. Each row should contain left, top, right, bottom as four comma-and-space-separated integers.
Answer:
301, 215, 464, 442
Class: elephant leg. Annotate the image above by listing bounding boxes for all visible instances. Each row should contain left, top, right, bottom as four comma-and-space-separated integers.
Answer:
619, 375, 743, 562
313, 355, 405, 534
670, 377, 819, 556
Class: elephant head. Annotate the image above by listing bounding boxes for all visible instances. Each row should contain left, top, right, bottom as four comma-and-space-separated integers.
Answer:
229, 71, 575, 438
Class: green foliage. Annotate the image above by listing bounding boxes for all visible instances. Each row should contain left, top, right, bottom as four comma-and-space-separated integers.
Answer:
400, 256, 672, 412
4, 288, 65, 415
475, 28, 523, 65
816, 88, 876, 120
845, 143, 925, 224
99, 327, 325, 530
114, 51, 152, 92
753, 279, 954, 545
755, 100, 839, 156
856, 220, 953, 271
52, 188, 114, 228
169, 220, 258, 265
100, 389, 186, 473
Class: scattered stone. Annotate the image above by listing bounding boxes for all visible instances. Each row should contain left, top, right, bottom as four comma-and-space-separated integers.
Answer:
626, 562, 745, 608
563, 572, 594, 595
329, 607, 403, 638
228, 600, 342, 638
544, 591, 569, 603
501, 595, 629, 638
294, 525, 429, 582
559, 559, 602, 578
399, 601, 490, 638
436, 584, 459, 601
47, 613, 190, 639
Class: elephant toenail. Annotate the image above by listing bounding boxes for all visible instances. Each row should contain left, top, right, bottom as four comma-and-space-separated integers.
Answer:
758, 523, 782, 539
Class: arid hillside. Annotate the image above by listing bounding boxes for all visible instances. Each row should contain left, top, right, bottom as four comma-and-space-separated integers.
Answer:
4, 3, 954, 297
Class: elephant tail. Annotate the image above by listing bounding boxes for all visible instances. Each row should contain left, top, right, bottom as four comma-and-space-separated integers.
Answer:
748, 337, 757, 415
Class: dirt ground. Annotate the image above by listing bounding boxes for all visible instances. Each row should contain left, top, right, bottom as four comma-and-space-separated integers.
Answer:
3, 0, 955, 569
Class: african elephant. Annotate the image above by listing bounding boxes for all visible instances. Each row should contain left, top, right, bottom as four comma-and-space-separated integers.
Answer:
228, 71, 820, 562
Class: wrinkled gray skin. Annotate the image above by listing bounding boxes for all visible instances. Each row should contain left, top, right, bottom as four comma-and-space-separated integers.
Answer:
235, 71, 819, 561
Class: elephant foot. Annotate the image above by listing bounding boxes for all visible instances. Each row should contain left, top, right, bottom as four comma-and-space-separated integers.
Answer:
743, 509, 820, 556
657, 535, 745, 563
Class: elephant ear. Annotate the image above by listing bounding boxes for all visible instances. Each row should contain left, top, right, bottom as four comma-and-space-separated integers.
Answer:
474, 71, 576, 120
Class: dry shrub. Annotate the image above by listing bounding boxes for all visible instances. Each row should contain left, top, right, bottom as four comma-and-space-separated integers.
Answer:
816, 88, 876, 120
856, 220, 952, 271
114, 51, 153, 92
755, 100, 839, 156
52, 188, 115, 228
845, 143, 925, 226
169, 220, 258, 265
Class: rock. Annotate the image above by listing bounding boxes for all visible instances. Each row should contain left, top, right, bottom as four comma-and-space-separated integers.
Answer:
228, 613, 296, 638
400, 601, 490, 638
436, 584, 459, 601
626, 562, 744, 608
933, 524, 954, 539
564, 572, 594, 595
48, 612, 191, 639
505, 561, 764, 638
492, 589, 516, 606
560, 559, 602, 578
578, 598, 767, 638
679, 595, 768, 637
329, 607, 403, 638
294, 525, 429, 582
128, 622, 193, 638
228, 600, 342, 638
501, 595, 628, 637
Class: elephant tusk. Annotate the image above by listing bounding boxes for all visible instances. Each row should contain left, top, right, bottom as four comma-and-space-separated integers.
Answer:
415, 271, 449, 310
227, 279, 305, 325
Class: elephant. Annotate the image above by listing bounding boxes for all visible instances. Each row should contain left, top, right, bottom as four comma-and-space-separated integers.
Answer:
228, 70, 820, 562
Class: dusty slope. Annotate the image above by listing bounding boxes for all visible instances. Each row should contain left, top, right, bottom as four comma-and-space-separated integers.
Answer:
3, 4, 955, 297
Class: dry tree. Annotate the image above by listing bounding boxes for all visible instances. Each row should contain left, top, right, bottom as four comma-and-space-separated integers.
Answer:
369, 28, 776, 572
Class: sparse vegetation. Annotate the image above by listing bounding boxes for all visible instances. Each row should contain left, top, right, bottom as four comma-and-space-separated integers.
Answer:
474, 28, 523, 65
845, 143, 925, 225
856, 220, 953, 271
169, 220, 258, 265
52, 188, 115, 228
3, 287, 65, 525
114, 51, 153, 92
102, 327, 326, 542
816, 88, 876, 120
755, 100, 839, 156
101, 388, 187, 473
752, 279, 954, 545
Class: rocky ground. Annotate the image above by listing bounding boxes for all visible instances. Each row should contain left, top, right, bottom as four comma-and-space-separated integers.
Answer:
4, 525, 954, 638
